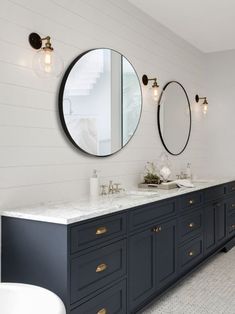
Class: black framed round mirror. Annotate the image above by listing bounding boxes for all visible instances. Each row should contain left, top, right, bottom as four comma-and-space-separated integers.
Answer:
157, 81, 191, 156
59, 48, 142, 157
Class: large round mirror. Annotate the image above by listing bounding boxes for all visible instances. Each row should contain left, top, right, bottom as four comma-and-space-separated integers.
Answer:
157, 81, 191, 155
59, 48, 142, 157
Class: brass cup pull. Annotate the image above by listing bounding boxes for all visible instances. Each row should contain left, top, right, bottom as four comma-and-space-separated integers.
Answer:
97, 308, 107, 314
96, 263, 107, 273
188, 251, 194, 257
189, 199, 194, 205
96, 226, 108, 235
188, 222, 195, 228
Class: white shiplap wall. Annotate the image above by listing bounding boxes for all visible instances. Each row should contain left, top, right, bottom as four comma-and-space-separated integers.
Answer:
0, 0, 207, 211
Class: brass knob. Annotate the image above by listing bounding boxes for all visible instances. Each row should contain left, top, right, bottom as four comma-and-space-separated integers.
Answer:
232, 204, 235, 208
188, 222, 195, 228
189, 199, 194, 205
159, 226, 162, 232
96, 263, 107, 273
96, 226, 108, 235
97, 308, 107, 314
188, 251, 194, 257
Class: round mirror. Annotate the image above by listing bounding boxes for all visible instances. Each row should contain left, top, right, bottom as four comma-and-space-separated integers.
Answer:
59, 48, 142, 157
157, 81, 191, 155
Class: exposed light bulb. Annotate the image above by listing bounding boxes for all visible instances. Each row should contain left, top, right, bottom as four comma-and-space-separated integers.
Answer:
202, 103, 208, 115
153, 86, 159, 102
44, 49, 52, 73
202, 98, 208, 115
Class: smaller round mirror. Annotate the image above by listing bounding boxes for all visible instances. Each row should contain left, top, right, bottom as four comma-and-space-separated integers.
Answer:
157, 81, 191, 155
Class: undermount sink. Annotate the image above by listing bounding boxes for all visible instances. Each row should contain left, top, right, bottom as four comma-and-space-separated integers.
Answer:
113, 190, 159, 199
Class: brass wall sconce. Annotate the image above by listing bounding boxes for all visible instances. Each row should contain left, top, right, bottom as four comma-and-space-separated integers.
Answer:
195, 94, 208, 115
29, 32, 63, 78
142, 74, 160, 102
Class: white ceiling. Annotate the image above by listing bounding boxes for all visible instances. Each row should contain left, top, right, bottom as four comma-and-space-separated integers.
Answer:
128, 0, 235, 53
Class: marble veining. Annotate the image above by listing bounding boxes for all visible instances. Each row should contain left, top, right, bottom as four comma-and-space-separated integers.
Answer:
0, 179, 233, 225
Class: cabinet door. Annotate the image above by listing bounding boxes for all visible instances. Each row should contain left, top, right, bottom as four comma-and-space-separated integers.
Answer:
204, 204, 216, 254
204, 201, 227, 254
155, 220, 177, 290
216, 201, 227, 244
129, 229, 156, 310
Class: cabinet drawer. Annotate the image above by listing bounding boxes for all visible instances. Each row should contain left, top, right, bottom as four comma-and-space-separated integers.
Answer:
227, 181, 235, 194
129, 199, 177, 231
70, 213, 127, 253
228, 214, 235, 237
180, 192, 203, 211
70, 240, 126, 303
179, 210, 203, 242
227, 197, 235, 214
179, 236, 203, 272
71, 280, 126, 314
204, 185, 226, 202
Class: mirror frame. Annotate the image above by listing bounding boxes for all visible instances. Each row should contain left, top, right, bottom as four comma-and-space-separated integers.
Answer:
58, 48, 143, 157
157, 81, 192, 156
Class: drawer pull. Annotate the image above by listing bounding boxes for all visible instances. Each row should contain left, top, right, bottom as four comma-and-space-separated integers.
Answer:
232, 186, 235, 191
232, 204, 235, 208
96, 263, 107, 273
231, 224, 235, 229
189, 199, 194, 205
96, 226, 108, 235
188, 222, 195, 228
152, 226, 161, 233
188, 251, 194, 257
97, 308, 107, 314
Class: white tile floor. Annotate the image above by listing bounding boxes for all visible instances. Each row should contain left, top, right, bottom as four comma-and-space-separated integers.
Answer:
143, 248, 235, 314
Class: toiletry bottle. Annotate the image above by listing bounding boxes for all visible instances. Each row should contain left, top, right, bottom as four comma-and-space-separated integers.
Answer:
90, 169, 99, 199
186, 163, 192, 180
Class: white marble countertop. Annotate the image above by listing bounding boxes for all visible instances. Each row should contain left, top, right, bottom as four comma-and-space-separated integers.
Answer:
0, 178, 234, 225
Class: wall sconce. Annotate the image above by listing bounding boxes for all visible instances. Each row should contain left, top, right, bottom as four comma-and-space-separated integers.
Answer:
142, 74, 160, 102
195, 94, 208, 115
28, 32, 63, 78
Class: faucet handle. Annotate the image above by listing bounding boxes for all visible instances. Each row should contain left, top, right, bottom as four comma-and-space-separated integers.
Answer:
114, 183, 125, 193
114, 183, 121, 193
100, 185, 108, 196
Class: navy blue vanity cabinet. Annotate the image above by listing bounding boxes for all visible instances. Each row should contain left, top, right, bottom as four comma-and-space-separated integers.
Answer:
2, 182, 235, 314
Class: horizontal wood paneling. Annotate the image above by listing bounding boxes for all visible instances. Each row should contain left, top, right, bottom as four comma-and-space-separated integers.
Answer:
0, 0, 205, 210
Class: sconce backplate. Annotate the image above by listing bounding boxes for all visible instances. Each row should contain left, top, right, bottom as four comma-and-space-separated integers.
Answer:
142, 74, 149, 86
29, 33, 42, 50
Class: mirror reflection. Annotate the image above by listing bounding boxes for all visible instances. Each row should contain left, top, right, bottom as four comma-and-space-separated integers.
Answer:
59, 48, 142, 156
158, 81, 191, 155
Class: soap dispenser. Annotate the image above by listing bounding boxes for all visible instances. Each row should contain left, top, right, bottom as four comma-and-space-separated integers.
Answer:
186, 163, 192, 180
90, 169, 99, 199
